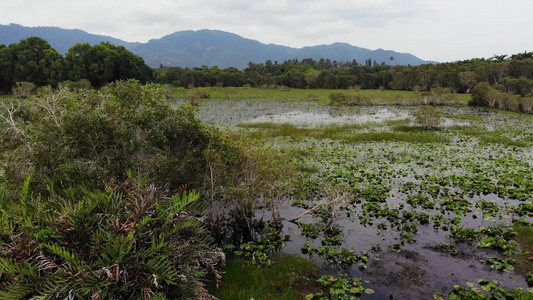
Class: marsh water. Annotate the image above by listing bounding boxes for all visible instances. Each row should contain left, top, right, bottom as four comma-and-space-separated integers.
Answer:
173, 98, 533, 299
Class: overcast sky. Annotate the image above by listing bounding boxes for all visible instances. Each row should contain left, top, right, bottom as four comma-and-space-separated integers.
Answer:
1, 0, 531, 62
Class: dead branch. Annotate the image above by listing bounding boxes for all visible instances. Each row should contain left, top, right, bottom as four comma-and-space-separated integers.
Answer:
0, 102, 26, 138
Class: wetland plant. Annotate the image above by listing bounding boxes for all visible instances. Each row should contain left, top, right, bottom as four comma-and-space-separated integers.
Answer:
412, 105, 442, 129
305, 275, 375, 300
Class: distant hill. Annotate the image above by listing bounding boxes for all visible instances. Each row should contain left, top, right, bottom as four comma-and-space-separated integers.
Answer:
133, 29, 435, 68
0, 23, 139, 54
0, 24, 436, 68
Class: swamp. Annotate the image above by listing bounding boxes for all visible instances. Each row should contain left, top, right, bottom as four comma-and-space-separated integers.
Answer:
174, 90, 533, 299
0, 83, 531, 300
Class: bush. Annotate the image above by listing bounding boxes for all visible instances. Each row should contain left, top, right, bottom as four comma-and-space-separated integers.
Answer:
11, 82, 35, 98
422, 87, 456, 105
470, 82, 492, 106
470, 82, 521, 111
413, 106, 442, 130
58, 79, 92, 91
519, 95, 533, 113
329, 93, 371, 105
329, 92, 347, 104
0, 176, 223, 299
0, 80, 237, 198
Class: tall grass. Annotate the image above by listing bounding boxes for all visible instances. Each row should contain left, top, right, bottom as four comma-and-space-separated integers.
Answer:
208, 255, 318, 300
238, 122, 450, 143
446, 114, 484, 122
513, 225, 533, 276
343, 131, 449, 143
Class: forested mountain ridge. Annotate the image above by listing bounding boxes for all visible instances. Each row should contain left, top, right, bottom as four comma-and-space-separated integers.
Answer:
0, 24, 435, 68
133, 29, 435, 68
0, 23, 139, 54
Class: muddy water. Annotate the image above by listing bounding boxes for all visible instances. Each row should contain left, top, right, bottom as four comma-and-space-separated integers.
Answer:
174, 99, 532, 299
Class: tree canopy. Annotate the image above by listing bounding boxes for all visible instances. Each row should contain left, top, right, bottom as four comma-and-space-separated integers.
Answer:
0, 37, 153, 93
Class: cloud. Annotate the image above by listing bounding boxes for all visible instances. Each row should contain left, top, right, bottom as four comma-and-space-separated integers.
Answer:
0, 0, 531, 62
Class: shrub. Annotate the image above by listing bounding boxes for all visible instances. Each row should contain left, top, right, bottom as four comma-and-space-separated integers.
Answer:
329, 93, 370, 105
11, 82, 35, 98
225, 87, 236, 98
413, 106, 442, 130
58, 79, 92, 91
470, 82, 492, 106
519, 95, 533, 113
422, 87, 456, 105
329, 92, 347, 105
470, 82, 520, 111
0, 80, 237, 198
0, 176, 223, 299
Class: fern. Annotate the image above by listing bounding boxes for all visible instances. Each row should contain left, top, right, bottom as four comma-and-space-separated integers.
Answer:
19, 173, 32, 218
0, 177, 218, 299
0, 284, 32, 300
144, 254, 178, 285
96, 232, 135, 266
42, 243, 83, 272
0, 258, 38, 277
167, 190, 200, 222
0, 208, 10, 236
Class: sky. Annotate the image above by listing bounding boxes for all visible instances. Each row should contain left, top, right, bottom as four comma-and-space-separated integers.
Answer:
1, 0, 531, 63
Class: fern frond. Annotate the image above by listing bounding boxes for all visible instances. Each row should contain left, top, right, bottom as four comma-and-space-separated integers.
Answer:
36, 252, 60, 271
144, 254, 178, 285
0, 257, 37, 277
42, 243, 83, 271
167, 190, 200, 221
0, 284, 32, 300
169, 218, 207, 237
96, 231, 134, 266
34, 277, 72, 300
20, 173, 32, 218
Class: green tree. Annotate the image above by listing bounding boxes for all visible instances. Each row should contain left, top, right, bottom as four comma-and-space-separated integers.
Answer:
0, 37, 63, 92
14, 37, 64, 86
458, 71, 477, 93
65, 42, 153, 88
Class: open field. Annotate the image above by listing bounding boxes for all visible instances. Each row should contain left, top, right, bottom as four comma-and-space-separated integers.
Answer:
170, 86, 471, 105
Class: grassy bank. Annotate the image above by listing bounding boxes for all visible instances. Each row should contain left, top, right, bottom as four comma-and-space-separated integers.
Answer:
169, 86, 470, 105
208, 255, 319, 300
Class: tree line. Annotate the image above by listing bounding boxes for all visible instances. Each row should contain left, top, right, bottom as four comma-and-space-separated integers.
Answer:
2, 36, 532, 101
0, 37, 153, 93
154, 54, 533, 96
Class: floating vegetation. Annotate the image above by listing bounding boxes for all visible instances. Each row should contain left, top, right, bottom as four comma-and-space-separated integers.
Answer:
190, 100, 533, 299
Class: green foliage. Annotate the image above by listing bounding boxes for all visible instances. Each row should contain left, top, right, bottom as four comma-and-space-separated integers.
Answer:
58, 79, 92, 91
0, 37, 152, 93
0, 37, 64, 92
1, 80, 237, 197
421, 87, 457, 105
0, 178, 222, 299
306, 275, 375, 300
209, 255, 318, 300
65, 42, 153, 87
433, 279, 533, 300
11, 81, 36, 98
329, 92, 371, 106
412, 106, 442, 129
228, 224, 284, 267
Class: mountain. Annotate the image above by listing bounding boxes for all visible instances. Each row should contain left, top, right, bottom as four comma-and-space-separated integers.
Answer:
0, 24, 435, 68
133, 29, 435, 68
0, 23, 139, 54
